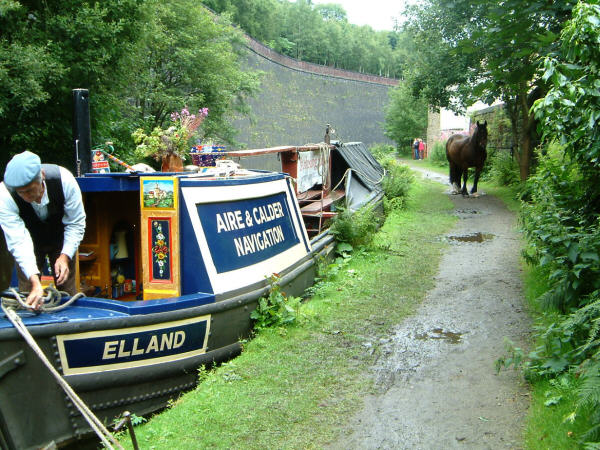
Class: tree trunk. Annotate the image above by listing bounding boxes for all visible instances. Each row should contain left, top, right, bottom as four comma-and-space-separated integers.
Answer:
504, 97, 522, 175
518, 85, 534, 181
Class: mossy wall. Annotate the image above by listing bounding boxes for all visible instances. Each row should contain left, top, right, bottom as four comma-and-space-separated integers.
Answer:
232, 40, 397, 159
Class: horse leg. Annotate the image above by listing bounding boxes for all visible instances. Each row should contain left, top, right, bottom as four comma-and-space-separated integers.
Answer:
449, 162, 460, 194
461, 168, 469, 196
471, 166, 482, 194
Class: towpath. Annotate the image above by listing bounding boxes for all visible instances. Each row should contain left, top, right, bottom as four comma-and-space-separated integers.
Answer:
331, 165, 531, 449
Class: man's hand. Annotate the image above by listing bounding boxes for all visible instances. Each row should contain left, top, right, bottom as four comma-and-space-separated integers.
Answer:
26, 274, 44, 310
54, 253, 71, 286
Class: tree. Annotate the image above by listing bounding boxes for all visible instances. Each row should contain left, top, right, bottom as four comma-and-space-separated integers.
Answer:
314, 3, 347, 22
384, 82, 428, 151
533, 1, 600, 215
0, 0, 259, 169
0, 0, 145, 169
404, 0, 576, 179
123, 0, 259, 149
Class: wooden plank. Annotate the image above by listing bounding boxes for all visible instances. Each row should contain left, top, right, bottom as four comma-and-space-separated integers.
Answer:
300, 190, 345, 214
225, 144, 333, 158
296, 189, 322, 202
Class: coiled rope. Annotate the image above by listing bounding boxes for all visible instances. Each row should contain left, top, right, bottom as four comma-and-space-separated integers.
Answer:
1, 289, 124, 449
1, 286, 83, 313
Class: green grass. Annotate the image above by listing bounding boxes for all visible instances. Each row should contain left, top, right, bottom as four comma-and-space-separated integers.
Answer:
524, 377, 588, 449
401, 158, 523, 213
118, 178, 456, 449
519, 265, 594, 449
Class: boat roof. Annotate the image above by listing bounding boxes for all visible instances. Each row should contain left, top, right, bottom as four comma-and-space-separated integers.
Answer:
77, 170, 286, 192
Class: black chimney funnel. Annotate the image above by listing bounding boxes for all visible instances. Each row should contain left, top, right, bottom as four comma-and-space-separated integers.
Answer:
72, 89, 92, 176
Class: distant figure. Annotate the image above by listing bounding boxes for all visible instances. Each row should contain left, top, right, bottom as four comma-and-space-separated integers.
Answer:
418, 139, 425, 159
413, 138, 420, 160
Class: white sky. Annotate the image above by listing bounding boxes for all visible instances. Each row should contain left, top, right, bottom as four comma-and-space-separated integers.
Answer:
311, 0, 407, 31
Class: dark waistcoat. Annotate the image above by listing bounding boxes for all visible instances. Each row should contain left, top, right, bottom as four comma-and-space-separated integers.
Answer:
10, 164, 65, 252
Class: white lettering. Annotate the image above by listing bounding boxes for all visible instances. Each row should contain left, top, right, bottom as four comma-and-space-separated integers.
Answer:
131, 338, 144, 356
146, 335, 159, 353
102, 341, 118, 360
160, 332, 174, 351
117, 340, 131, 358
234, 210, 245, 230
232, 225, 286, 256
234, 237, 245, 257
173, 331, 185, 348
259, 206, 267, 224
216, 214, 228, 233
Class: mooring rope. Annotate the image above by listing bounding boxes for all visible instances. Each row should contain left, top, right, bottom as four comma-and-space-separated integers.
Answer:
1, 290, 124, 449
0, 286, 84, 313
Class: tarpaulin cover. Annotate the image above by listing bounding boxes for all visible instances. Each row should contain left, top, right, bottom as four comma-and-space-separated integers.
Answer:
331, 142, 385, 211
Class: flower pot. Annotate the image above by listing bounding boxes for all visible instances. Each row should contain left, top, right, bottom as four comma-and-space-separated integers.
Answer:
161, 154, 184, 172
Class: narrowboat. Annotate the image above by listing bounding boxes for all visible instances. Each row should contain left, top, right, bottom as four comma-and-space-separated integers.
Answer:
0, 95, 385, 450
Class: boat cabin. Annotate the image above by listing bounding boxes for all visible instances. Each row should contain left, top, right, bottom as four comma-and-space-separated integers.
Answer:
75, 169, 312, 302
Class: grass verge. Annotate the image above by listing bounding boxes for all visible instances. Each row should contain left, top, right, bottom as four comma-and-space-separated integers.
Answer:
520, 265, 593, 449
118, 177, 456, 449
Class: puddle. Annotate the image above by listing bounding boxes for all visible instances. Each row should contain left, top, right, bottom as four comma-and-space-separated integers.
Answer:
447, 232, 494, 243
415, 328, 463, 344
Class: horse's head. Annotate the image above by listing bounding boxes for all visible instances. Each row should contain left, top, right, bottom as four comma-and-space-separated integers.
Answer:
475, 120, 488, 149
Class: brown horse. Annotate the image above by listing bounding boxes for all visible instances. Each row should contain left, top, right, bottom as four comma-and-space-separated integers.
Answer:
446, 120, 488, 195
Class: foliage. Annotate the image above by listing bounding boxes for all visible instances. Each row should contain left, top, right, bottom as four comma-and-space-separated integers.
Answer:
521, 145, 599, 313
0, 0, 145, 168
532, 1, 600, 211
384, 81, 428, 150
132, 107, 208, 163
369, 143, 397, 161
403, 0, 576, 179
471, 107, 513, 154
510, 4, 600, 445
202, 0, 408, 79
0, 0, 257, 169
380, 159, 414, 212
250, 275, 303, 331
428, 141, 448, 166
329, 204, 381, 250
120, 0, 259, 153
488, 151, 520, 186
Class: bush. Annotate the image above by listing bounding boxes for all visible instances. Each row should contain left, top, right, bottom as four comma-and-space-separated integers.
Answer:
489, 151, 519, 186
329, 203, 381, 249
520, 143, 596, 313
380, 159, 413, 212
370, 143, 396, 162
251, 275, 302, 331
429, 140, 448, 166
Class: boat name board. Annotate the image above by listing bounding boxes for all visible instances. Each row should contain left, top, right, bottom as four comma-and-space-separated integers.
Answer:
197, 192, 300, 273
56, 315, 210, 375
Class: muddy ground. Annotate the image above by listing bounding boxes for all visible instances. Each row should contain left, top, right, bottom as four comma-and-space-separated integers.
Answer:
331, 167, 531, 449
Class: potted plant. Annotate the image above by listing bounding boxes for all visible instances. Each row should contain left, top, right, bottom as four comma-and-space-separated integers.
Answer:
132, 107, 209, 172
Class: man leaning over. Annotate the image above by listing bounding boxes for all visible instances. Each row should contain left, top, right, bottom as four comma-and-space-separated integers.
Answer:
0, 151, 86, 310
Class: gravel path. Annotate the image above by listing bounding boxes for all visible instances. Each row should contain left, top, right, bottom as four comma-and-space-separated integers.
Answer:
331, 167, 531, 449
